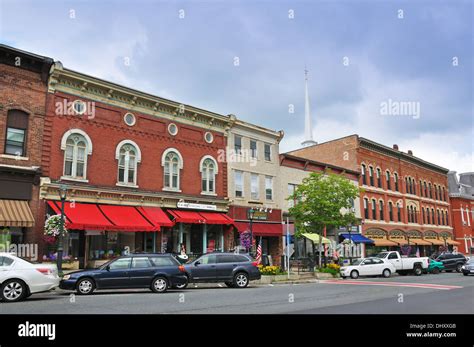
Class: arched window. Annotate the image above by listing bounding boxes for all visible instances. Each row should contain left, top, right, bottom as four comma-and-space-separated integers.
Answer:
61, 129, 93, 180
361, 164, 367, 185
431, 208, 435, 224
386, 171, 391, 190
397, 202, 401, 222
371, 199, 377, 219
394, 173, 399, 191
162, 148, 183, 190
388, 201, 393, 221
369, 166, 374, 186
363, 198, 369, 219
200, 156, 218, 194
116, 140, 141, 186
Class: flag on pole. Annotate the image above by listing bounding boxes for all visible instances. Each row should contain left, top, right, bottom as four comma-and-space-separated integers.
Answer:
256, 237, 262, 264
416, 247, 420, 257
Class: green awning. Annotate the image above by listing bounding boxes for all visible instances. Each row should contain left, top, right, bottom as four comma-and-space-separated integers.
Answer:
302, 233, 331, 244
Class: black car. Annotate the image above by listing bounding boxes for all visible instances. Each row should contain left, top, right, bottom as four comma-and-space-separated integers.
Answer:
434, 253, 467, 273
461, 258, 474, 276
59, 253, 187, 294
182, 253, 261, 288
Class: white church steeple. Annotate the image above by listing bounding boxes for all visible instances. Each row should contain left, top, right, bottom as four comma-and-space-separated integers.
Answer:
301, 67, 317, 147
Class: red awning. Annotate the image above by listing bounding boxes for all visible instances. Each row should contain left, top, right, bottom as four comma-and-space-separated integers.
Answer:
167, 210, 207, 224
138, 207, 174, 228
198, 212, 234, 225
47, 201, 114, 230
98, 205, 156, 232
234, 221, 283, 237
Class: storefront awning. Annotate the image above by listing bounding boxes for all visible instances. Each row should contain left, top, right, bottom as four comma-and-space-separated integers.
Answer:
406, 238, 433, 246
167, 210, 207, 224
0, 199, 34, 227
425, 238, 445, 246
198, 212, 234, 225
371, 239, 400, 247
340, 233, 374, 244
446, 239, 461, 245
137, 207, 174, 228
48, 201, 114, 230
302, 233, 331, 244
98, 205, 156, 232
234, 222, 283, 237
388, 238, 404, 245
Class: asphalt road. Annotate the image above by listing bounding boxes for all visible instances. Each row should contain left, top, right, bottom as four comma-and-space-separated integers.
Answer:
0, 272, 472, 314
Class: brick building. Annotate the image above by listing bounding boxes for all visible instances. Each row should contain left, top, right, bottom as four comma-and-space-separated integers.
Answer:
0, 45, 53, 256
448, 172, 474, 255
288, 135, 456, 257
40, 62, 236, 268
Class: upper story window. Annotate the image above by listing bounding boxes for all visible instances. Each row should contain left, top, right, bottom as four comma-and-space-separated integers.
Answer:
394, 173, 399, 191
419, 180, 423, 197
376, 168, 382, 188
428, 183, 432, 199
61, 129, 93, 180
200, 156, 217, 194
73, 100, 86, 115
234, 170, 243, 197
250, 173, 259, 200
162, 148, 183, 190
250, 139, 257, 159
265, 176, 273, 200
123, 113, 136, 126
5, 110, 28, 157
397, 202, 401, 222
204, 132, 213, 144
379, 200, 384, 221
388, 202, 393, 221
369, 166, 374, 186
288, 183, 298, 208
363, 198, 369, 219
168, 123, 178, 136
371, 199, 377, 219
234, 135, 242, 155
264, 143, 272, 161
116, 140, 141, 186
386, 171, 391, 190
361, 164, 367, 185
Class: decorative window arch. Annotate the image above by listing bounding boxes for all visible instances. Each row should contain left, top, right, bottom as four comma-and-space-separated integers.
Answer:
385, 170, 391, 190
200, 155, 218, 194
61, 129, 93, 180
368, 166, 374, 186
361, 163, 367, 185
161, 148, 183, 190
115, 140, 141, 186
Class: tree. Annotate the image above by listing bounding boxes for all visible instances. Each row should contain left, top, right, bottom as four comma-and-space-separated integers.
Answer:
288, 170, 361, 268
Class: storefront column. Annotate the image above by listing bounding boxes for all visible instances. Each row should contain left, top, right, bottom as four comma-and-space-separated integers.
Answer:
179, 223, 183, 253
220, 229, 224, 252
203, 224, 207, 253
153, 231, 157, 253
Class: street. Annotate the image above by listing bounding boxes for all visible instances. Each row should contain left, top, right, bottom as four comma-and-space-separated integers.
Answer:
1, 273, 472, 314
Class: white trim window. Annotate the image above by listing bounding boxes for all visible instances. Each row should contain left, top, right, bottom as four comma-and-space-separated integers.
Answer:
117, 141, 140, 186
251, 173, 259, 200
61, 130, 93, 180
162, 148, 183, 191
200, 156, 217, 194
264, 143, 272, 161
250, 139, 257, 159
265, 176, 273, 200
234, 170, 243, 197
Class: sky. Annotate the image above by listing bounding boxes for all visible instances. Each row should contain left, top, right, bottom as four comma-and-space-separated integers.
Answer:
0, 0, 472, 174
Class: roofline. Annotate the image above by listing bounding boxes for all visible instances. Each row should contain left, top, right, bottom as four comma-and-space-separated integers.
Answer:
284, 134, 358, 154
233, 118, 284, 141
280, 153, 360, 176
0, 44, 54, 63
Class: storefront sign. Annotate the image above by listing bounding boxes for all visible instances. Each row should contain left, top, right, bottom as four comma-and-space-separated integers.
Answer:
249, 210, 268, 220
177, 201, 217, 211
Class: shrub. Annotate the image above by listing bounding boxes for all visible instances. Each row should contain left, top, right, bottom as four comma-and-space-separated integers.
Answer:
258, 265, 286, 276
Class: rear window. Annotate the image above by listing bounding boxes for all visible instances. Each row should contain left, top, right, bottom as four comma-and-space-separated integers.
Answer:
217, 255, 236, 263
0, 256, 14, 266
235, 255, 250, 262
150, 256, 179, 267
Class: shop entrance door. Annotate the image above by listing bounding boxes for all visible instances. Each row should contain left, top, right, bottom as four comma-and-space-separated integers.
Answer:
190, 224, 203, 255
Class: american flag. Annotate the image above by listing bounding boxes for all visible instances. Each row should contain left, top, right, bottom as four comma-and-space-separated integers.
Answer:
256, 238, 262, 264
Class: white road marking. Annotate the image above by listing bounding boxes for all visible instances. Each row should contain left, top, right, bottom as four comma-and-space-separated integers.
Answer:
319, 279, 463, 290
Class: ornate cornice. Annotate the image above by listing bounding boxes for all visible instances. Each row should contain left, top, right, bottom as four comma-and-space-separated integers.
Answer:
48, 63, 233, 134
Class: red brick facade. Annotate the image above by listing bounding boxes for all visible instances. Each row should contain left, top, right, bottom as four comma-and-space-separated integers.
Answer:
449, 197, 474, 254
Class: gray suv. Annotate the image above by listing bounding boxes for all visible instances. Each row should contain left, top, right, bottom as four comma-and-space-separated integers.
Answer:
182, 253, 261, 288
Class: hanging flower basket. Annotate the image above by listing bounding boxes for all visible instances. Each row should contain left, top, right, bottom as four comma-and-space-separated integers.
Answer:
44, 214, 67, 239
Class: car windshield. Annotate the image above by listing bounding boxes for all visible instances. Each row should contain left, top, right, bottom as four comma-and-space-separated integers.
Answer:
352, 259, 363, 265
376, 252, 389, 259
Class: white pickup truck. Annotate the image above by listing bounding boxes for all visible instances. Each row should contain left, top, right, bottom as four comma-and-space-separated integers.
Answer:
376, 251, 429, 276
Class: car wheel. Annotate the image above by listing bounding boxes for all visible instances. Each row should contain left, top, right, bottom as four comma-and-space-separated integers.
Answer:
341, 276, 346, 279
76, 278, 95, 295
1, 279, 27, 302
350, 270, 359, 279
151, 276, 168, 293
382, 269, 391, 278
432, 267, 440, 274
456, 264, 463, 273
413, 266, 422, 276
224, 281, 234, 288
173, 281, 188, 290
463, 273, 468, 276
233, 272, 249, 288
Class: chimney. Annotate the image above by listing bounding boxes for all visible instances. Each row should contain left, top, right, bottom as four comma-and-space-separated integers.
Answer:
407, 150, 413, 156
393, 144, 399, 150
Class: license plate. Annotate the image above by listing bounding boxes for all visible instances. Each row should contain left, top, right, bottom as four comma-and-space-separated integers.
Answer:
470, 270, 474, 273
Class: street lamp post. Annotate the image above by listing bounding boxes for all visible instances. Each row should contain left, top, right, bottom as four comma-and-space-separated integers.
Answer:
57, 185, 68, 273
248, 208, 254, 256
347, 224, 352, 265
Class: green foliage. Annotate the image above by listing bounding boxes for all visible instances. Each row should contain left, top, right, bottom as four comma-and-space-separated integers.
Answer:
288, 170, 360, 237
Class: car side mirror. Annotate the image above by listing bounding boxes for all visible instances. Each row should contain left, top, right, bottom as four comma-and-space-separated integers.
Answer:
106, 265, 111, 271
194, 261, 200, 266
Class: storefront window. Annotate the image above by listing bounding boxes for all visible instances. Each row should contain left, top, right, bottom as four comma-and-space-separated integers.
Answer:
206, 225, 223, 252
88, 231, 135, 260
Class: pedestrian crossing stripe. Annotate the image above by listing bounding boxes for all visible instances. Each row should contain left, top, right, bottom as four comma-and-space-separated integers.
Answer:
319, 280, 463, 290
